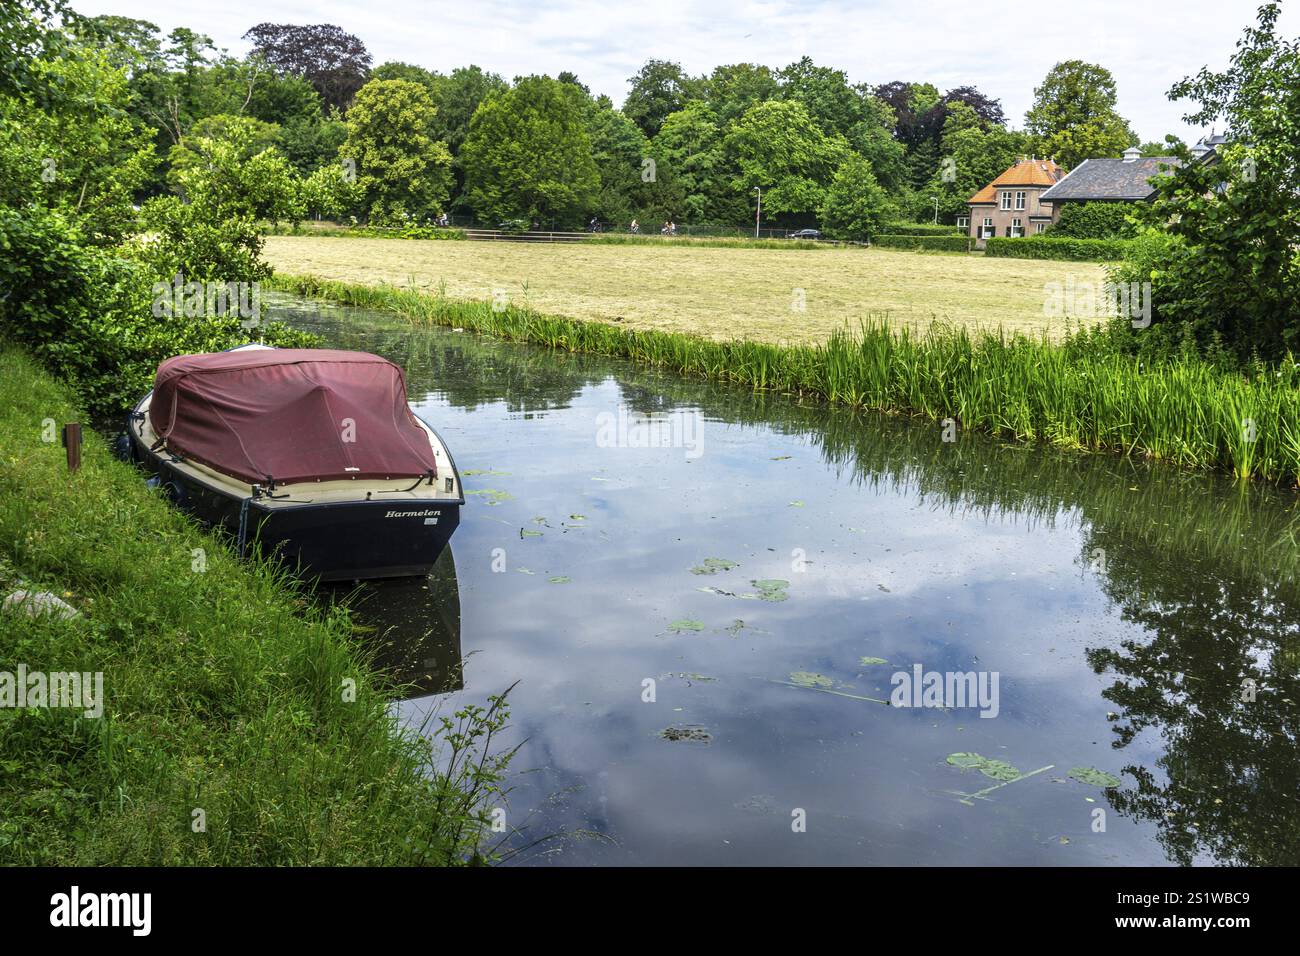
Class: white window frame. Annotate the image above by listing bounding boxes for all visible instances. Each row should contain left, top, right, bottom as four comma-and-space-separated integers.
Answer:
1000, 191, 1012, 210
1014, 191, 1026, 210
956, 216, 969, 228
1034, 222, 1047, 234
1010, 218, 1023, 237
980, 217, 994, 239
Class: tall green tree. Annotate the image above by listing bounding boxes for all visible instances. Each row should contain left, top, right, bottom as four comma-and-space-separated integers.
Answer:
819, 154, 896, 240
623, 59, 701, 138
460, 75, 598, 227
725, 99, 848, 220
1113, 2, 1300, 361
703, 63, 780, 126
649, 102, 744, 224
1025, 60, 1138, 170
340, 78, 452, 224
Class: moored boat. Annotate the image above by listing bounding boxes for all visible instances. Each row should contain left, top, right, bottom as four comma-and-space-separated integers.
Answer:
121, 345, 463, 581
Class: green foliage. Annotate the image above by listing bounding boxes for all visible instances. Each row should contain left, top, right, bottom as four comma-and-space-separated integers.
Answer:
872, 234, 972, 252
819, 154, 896, 241
1050, 201, 1140, 239
726, 100, 848, 219
1025, 60, 1138, 169
923, 101, 1033, 222
460, 75, 599, 227
882, 222, 964, 236
649, 102, 745, 224
985, 235, 1132, 261
341, 79, 452, 225
623, 59, 702, 138
1113, 2, 1300, 363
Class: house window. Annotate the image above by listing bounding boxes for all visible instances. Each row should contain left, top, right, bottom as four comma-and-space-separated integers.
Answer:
1034, 222, 1047, 234
980, 217, 994, 239
956, 216, 969, 228
1000, 191, 1012, 210
1010, 218, 1023, 237
1015, 191, 1026, 210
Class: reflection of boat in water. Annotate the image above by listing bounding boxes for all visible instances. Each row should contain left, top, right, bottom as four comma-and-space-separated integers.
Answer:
324, 548, 463, 699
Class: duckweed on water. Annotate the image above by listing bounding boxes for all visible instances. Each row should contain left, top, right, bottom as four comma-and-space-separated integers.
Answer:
789, 671, 835, 688
668, 619, 706, 633
748, 579, 790, 602
660, 725, 712, 743
860, 657, 889, 666
465, 489, 512, 505
548, 575, 571, 584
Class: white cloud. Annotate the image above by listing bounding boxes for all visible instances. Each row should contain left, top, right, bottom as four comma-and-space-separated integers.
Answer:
71, 0, 1294, 142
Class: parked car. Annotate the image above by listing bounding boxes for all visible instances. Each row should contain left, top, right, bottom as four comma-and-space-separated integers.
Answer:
787, 229, 822, 240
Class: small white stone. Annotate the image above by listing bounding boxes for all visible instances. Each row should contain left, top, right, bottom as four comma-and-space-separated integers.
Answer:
2, 590, 80, 620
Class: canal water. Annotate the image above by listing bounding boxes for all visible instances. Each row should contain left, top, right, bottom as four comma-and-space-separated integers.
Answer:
276, 295, 1300, 866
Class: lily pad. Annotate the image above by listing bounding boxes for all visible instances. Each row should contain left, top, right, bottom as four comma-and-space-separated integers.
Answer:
946, 752, 1022, 781
462, 468, 511, 477
465, 489, 512, 505
789, 671, 835, 689
750, 579, 790, 602
519, 529, 543, 537
788, 500, 804, 508
667, 619, 706, 633
859, 656, 889, 666
548, 575, 571, 584
1068, 766, 1122, 788
690, 557, 739, 575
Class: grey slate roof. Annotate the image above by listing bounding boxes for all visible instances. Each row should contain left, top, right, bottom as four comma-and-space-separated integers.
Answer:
1039, 157, 1180, 202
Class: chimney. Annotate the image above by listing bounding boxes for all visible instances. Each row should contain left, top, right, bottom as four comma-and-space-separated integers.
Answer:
1122, 147, 1141, 163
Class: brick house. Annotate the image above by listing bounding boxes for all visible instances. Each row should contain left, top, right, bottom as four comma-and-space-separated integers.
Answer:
964, 157, 1065, 248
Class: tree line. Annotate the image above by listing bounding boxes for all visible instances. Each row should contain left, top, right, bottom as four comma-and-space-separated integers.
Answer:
67, 16, 1166, 237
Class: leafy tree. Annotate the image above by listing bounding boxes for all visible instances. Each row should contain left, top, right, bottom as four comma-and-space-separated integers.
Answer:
371, 61, 441, 92
649, 102, 744, 224
460, 75, 598, 227
778, 56, 862, 137
340, 79, 452, 224
703, 63, 780, 126
1025, 60, 1137, 169
725, 99, 849, 220
623, 59, 701, 138
585, 103, 652, 225
1112, 2, 1300, 361
138, 121, 302, 283
873, 80, 941, 149
242, 23, 371, 111
847, 95, 909, 194
819, 154, 896, 240
167, 114, 279, 195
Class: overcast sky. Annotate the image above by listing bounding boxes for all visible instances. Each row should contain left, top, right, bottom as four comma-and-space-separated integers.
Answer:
71, 0, 1293, 143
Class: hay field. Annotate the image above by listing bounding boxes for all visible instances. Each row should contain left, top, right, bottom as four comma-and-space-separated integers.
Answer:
264, 235, 1109, 345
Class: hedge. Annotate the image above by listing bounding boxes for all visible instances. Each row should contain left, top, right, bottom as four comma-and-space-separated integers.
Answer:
880, 223, 965, 236
872, 234, 973, 252
984, 236, 1133, 261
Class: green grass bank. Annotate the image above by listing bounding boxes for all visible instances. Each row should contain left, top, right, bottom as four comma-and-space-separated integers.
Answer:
270, 273, 1300, 485
0, 347, 510, 864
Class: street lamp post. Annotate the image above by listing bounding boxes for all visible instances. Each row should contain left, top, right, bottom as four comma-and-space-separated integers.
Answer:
931, 195, 939, 225
754, 186, 762, 238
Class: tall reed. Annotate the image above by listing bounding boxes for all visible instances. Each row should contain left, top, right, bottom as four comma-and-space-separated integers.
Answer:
268, 274, 1300, 485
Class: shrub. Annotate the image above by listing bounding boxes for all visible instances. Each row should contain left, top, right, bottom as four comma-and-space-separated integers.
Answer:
871, 234, 972, 252
881, 222, 965, 236
1050, 201, 1140, 239
984, 236, 1132, 261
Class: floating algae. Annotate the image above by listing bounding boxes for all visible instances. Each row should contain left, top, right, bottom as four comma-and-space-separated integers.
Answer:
548, 575, 571, 584
789, 671, 835, 689
660, 724, 712, 743
946, 752, 1021, 781
465, 489, 512, 505
747, 579, 790, 602
859, 656, 889, 666
667, 619, 706, 633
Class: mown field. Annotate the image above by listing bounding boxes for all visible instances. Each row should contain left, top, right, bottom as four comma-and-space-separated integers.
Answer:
264, 236, 1109, 343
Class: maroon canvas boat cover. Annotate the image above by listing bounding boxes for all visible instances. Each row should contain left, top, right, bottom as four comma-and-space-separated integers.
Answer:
149, 349, 438, 484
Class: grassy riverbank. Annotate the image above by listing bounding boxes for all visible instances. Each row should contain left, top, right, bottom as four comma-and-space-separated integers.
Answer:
270, 273, 1300, 485
0, 347, 509, 864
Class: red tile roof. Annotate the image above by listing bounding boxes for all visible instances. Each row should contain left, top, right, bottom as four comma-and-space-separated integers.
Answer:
968, 158, 1065, 204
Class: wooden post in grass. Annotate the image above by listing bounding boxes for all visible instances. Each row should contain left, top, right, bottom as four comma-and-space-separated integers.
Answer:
62, 423, 82, 472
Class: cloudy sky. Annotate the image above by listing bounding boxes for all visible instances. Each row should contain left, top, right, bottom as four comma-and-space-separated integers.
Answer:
71, 0, 1292, 142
